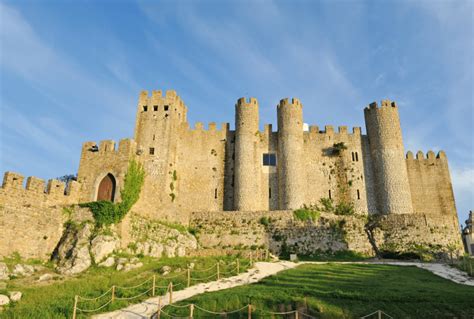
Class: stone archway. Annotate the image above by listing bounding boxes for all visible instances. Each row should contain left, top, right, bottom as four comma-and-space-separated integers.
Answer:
97, 173, 116, 202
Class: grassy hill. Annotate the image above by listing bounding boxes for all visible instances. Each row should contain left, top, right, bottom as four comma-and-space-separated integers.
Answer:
163, 263, 474, 319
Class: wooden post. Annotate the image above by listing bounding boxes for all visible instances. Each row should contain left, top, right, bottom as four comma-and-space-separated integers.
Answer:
295, 310, 299, 319
157, 296, 162, 319
169, 282, 173, 304
237, 259, 240, 274
187, 268, 191, 287
111, 285, 115, 302
72, 295, 78, 319
217, 262, 220, 280
378, 310, 382, 319
248, 304, 252, 319
152, 275, 156, 296
189, 303, 194, 318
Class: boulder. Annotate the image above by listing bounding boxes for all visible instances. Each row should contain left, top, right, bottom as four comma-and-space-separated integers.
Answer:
54, 223, 93, 275
164, 244, 176, 258
176, 246, 186, 257
13, 264, 35, 277
38, 273, 53, 282
0, 295, 9, 306
99, 257, 115, 268
90, 235, 119, 263
160, 265, 171, 275
0, 263, 9, 280
123, 262, 143, 272
9, 291, 22, 302
149, 242, 164, 258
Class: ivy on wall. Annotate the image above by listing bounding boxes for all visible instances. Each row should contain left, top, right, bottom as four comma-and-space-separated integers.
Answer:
80, 160, 145, 227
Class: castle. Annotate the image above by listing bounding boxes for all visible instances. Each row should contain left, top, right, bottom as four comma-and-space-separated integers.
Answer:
0, 90, 464, 259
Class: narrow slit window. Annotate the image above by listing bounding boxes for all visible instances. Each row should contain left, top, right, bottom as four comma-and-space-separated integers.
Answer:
153, 134, 156, 141
263, 153, 276, 166
214, 188, 218, 199
143, 105, 148, 112
355, 152, 359, 161
164, 105, 169, 111
153, 105, 158, 111
352, 152, 355, 161
329, 190, 332, 199
149, 147, 155, 155
357, 189, 360, 200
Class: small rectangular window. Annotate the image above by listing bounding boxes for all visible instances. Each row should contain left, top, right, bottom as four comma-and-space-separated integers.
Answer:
352, 152, 355, 161
263, 153, 276, 166
143, 105, 148, 112
149, 147, 155, 155
164, 105, 169, 111
329, 190, 332, 199
357, 189, 360, 200
153, 105, 158, 111
214, 188, 218, 199
355, 152, 359, 162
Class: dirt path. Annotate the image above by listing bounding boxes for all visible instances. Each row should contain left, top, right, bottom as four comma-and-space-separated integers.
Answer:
93, 260, 473, 319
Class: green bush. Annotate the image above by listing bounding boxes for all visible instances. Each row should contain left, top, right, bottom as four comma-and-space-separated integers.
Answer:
293, 208, 320, 222
334, 201, 355, 216
259, 216, 270, 226
80, 160, 145, 227
319, 197, 334, 212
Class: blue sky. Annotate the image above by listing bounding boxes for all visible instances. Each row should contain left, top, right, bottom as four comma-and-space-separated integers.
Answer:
0, 0, 472, 224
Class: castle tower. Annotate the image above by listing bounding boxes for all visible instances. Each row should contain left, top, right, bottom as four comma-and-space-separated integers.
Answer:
233, 97, 261, 211
364, 100, 413, 214
277, 98, 305, 210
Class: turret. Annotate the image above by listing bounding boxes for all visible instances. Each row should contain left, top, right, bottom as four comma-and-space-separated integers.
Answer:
277, 98, 304, 209
364, 100, 413, 214
233, 97, 261, 211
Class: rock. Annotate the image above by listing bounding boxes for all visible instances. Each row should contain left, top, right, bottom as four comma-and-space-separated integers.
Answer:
123, 262, 143, 272
0, 263, 9, 280
38, 273, 54, 282
117, 258, 128, 265
54, 223, 93, 275
90, 235, 119, 263
164, 244, 176, 258
174, 267, 182, 273
99, 257, 115, 268
116, 264, 124, 271
9, 291, 22, 302
149, 243, 163, 258
13, 264, 35, 277
161, 265, 171, 274
0, 295, 9, 306
130, 257, 139, 263
176, 246, 186, 257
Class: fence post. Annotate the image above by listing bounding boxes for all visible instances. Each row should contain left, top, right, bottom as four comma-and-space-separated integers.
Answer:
187, 268, 191, 287
295, 310, 299, 319
248, 304, 252, 319
237, 259, 240, 274
169, 282, 173, 304
189, 303, 194, 318
152, 275, 156, 296
157, 296, 162, 319
111, 285, 115, 302
378, 310, 382, 319
217, 262, 220, 280
72, 295, 78, 319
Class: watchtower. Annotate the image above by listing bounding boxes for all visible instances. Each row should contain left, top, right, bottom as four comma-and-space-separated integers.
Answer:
364, 100, 413, 214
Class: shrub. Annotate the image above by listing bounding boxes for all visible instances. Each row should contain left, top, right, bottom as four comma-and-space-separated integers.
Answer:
334, 201, 355, 216
319, 198, 334, 212
259, 216, 270, 227
293, 208, 320, 222
331, 142, 347, 155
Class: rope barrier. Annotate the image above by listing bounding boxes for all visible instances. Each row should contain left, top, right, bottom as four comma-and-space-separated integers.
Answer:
76, 287, 113, 301
76, 299, 113, 313
194, 304, 248, 314
115, 287, 153, 301
115, 277, 153, 290
190, 264, 217, 273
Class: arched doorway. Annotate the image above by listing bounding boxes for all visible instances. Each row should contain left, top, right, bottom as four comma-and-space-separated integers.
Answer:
97, 173, 116, 202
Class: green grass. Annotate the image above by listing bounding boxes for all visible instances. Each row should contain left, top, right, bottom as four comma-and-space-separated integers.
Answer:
0, 255, 251, 319
163, 263, 474, 319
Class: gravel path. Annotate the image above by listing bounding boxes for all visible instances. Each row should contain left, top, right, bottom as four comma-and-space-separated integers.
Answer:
93, 260, 473, 319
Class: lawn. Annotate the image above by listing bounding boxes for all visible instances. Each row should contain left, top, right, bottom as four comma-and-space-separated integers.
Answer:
163, 263, 474, 319
0, 255, 251, 319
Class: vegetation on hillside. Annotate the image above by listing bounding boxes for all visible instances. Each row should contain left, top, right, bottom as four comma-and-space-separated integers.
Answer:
163, 263, 474, 319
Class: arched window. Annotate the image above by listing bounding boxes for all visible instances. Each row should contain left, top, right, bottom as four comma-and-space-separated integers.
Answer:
97, 173, 116, 202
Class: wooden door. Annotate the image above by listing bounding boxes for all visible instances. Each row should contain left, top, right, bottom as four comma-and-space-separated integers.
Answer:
97, 174, 116, 202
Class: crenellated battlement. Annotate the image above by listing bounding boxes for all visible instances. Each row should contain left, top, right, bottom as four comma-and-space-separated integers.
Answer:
138, 89, 187, 112
0, 171, 80, 200
305, 125, 362, 140
406, 150, 447, 161
277, 97, 302, 108
364, 99, 398, 112
236, 97, 258, 107
81, 138, 137, 158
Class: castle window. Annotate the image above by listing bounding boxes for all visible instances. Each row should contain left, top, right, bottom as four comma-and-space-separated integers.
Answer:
143, 105, 148, 112
214, 188, 218, 199
263, 153, 276, 166
149, 147, 155, 155
153, 105, 158, 111
352, 152, 355, 161
357, 189, 360, 200
355, 152, 359, 161
329, 190, 332, 199
153, 134, 155, 141
164, 105, 169, 111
